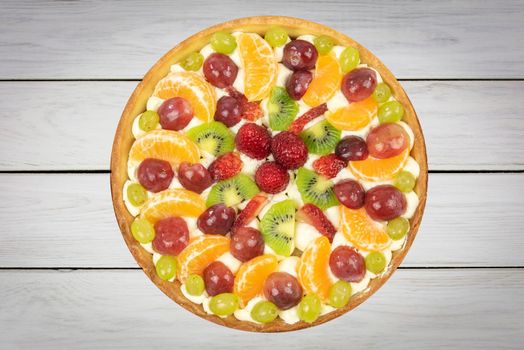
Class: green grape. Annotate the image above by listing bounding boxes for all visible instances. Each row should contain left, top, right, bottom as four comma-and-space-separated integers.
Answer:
297, 294, 321, 323
387, 217, 410, 240
264, 27, 288, 48
139, 111, 159, 132
209, 293, 239, 316
185, 274, 205, 296
393, 171, 416, 192
378, 100, 404, 123
131, 218, 155, 244
339, 46, 360, 73
156, 256, 177, 281
127, 183, 147, 206
251, 301, 278, 323
180, 52, 204, 71
329, 280, 352, 308
313, 35, 334, 55
365, 251, 387, 274
372, 83, 392, 103
210, 31, 237, 54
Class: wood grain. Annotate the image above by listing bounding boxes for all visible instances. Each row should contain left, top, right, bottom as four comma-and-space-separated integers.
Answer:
1, 0, 523, 79
1, 80, 523, 171
0, 269, 522, 349
0, 173, 522, 268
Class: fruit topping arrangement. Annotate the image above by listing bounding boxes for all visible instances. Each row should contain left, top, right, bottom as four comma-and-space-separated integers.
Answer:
124, 27, 420, 325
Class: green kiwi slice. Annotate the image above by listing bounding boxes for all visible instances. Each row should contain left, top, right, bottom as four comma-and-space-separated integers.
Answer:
267, 87, 299, 131
260, 200, 296, 256
206, 173, 260, 207
300, 119, 341, 155
296, 167, 339, 210
186, 121, 234, 156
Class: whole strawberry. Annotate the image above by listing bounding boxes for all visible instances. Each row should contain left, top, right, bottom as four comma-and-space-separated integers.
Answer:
208, 152, 243, 181
235, 123, 272, 160
271, 131, 308, 169
255, 161, 290, 194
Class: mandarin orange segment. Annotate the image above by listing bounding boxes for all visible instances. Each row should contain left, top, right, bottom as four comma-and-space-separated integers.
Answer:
128, 129, 200, 170
233, 254, 278, 307
340, 207, 392, 251
302, 53, 342, 107
177, 235, 230, 282
349, 148, 409, 182
326, 97, 378, 131
237, 33, 278, 101
153, 71, 216, 122
140, 188, 206, 223
297, 236, 333, 302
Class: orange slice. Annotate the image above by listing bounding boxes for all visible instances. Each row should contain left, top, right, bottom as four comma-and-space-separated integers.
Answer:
237, 33, 278, 101
340, 207, 392, 251
128, 129, 200, 170
233, 254, 278, 307
153, 71, 216, 122
297, 236, 333, 302
349, 148, 409, 182
140, 188, 206, 223
177, 235, 230, 282
302, 53, 342, 107
326, 97, 378, 130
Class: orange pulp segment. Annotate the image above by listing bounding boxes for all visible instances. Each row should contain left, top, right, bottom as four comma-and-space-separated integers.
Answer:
326, 97, 378, 131
340, 207, 392, 251
297, 236, 333, 302
153, 71, 216, 122
233, 254, 278, 307
177, 235, 230, 282
302, 53, 342, 107
349, 148, 410, 182
140, 188, 206, 223
237, 33, 278, 101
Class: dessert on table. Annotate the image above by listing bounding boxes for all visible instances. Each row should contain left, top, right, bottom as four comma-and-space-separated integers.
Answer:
111, 17, 427, 332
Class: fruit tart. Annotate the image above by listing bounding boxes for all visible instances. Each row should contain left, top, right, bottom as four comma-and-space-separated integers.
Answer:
111, 16, 427, 332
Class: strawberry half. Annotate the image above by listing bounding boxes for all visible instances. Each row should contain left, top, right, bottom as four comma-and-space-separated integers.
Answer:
208, 152, 243, 181
288, 103, 328, 134
312, 154, 347, 179
297, 203, 337, 242
232, 193, 269, 233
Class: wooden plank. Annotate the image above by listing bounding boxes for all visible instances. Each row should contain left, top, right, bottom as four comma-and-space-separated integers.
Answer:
1, 0, 523, 79
0, 269, 522, 349
0, 173, 523, 268
1, 80, 523, 171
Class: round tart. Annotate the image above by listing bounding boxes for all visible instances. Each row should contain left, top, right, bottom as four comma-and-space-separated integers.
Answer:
111, 16, 428, 332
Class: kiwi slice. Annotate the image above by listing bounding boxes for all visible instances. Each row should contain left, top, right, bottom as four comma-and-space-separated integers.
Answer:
296, 167, 339, 210
186, 121, 234, 156
267, 87, 299, 131
206, 173, 260, 207
260, 200, 296, 256
300, 119, 341, 155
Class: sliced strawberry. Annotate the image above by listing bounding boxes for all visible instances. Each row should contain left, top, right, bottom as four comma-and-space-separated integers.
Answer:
297, 203, 337, 242
232, 192, 269, 233
225, 86, 263, 121
208, 152, 243, 181
312, 154, 347, 179
288, 103, 328, 134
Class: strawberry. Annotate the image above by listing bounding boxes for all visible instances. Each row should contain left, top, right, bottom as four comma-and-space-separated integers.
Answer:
297, 203, 337, 242
287, 103, 328, 134
271, 131, 308, 169
232, 193, 269, 233
255, 161, 290, 194
312, 154, 347, 179
225, 86, 263, 121
235, 123, 272, 160
208, 152, 243, 181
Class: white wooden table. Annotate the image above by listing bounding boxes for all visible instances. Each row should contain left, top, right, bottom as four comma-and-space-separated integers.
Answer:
1, 1, 523, 348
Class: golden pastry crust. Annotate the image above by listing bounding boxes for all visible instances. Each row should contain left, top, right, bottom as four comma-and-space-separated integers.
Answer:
110, 16, 428, 332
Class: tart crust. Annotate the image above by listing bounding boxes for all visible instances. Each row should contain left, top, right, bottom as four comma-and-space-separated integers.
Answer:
110, 16, 428, 332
